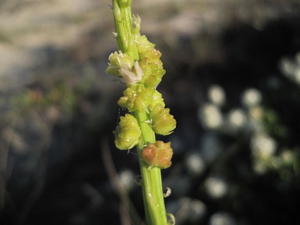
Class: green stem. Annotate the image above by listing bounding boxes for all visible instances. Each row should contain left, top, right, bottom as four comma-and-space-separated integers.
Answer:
112, 1, 169, 224
112, 0, 139, 60
135, 111, 168, 225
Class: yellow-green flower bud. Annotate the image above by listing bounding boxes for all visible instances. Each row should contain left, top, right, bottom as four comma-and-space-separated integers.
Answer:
140, 50, 165, 88
106, 51, 144, 85
134, 35, 166, 88
118, 84, 154, 112
150, 105, 176, 135
135, 35, 155, 55
115, 114, 141, 150
140, 59, 165, 88
106, 51, 133, 76
149, 90, 165, 111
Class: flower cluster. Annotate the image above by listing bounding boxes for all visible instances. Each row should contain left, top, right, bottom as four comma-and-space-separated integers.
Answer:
106, 17, 176, 168
106, 34, 165, 88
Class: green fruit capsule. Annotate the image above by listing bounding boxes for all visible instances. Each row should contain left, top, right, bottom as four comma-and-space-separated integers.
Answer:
115, 114, 141, 150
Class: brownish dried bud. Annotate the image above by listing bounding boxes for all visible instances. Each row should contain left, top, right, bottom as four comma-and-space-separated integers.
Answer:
142, 141, 173, 169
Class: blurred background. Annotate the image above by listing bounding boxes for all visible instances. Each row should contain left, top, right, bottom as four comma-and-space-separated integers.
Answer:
1, 0, 300, 225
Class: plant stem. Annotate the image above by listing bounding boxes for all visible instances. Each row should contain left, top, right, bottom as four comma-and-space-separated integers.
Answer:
112, 1, 169, 224
112, 0, 139, 60
135, 111, 168, 225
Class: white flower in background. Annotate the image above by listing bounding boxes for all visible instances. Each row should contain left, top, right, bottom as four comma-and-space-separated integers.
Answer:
251, 133, 276, 159
204, 177, 227, 199
294, 67, 300, 84
185, 152, 205, 176
199, 103, 223, 129
189, 199, 207, 222
279, 53, 300, 85
208, 85, 226, 106
242, 88, 262, 107
227, 109, 247, 130
280, 57, 295, 76
167, 198, 206, 224
119, 170, 134, 191
209, 212, 236, 225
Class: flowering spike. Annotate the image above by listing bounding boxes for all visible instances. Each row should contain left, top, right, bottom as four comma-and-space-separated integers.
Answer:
108, 1, 176, 224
